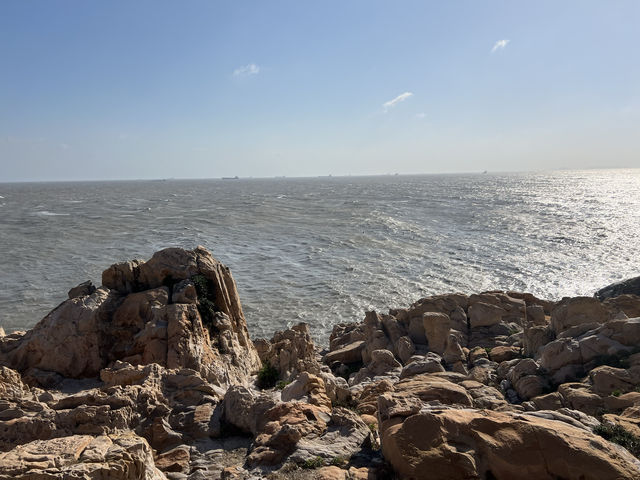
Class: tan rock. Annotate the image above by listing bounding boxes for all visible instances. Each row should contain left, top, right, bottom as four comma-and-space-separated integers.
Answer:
316, 466, 346, 480
604, 295, 640, 320
395, 336, 416, 364
442, 334, 465, 364
353, 379, 395, 416
101, 260, 145, 293
392, 373, 473, 407
323, 340, 365, 365
523, 324, 553, 358
223, 385, 277, 435
380, 408, 640, 480
352, 349, 402, 384
489, 345, 520, 363
526, 304, 547, 325
558, 383, 604, 416
604, 393, 640, 412
0, 433, 166, 479
422, 312, 450, 355
0, 247, 261, 387
154, 445, 190, 473
551, 296, 609, 335
281, 372, 332, 411
257, 323, 320, 382
348, 466, 378, 479
531, 392, 564, 411
590, 366, 635, 396
468, 301, 506, 328
400, 354, 445, 379
0, 366, 30, 401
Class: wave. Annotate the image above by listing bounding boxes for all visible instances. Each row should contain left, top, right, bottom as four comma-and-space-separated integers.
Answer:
33, 211, 70, 216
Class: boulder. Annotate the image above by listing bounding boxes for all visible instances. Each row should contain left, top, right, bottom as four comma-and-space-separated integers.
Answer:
400, 353, 445, 379
222, 386, 276, 435
323, 340, 365, 365
523, 324, 553, 358
489, 345, 520, 363
468, 302, 505, 328
281, 372, 332, 411
596, 276, 640, 301
380, 408, 640, 480
422, 312, 450, 354
395, 336, 416, 364
590, 366, 636, 396
351, 350, 402, 385
391, 373, 473, 407
551, 297, 609, 335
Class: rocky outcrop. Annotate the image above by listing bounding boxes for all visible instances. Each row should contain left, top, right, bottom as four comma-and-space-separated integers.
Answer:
0, 247, 261, 387
380, 408, 640, 480
2, 249, 640, 479
253, 323, 320, 382
0, 433, 166, 480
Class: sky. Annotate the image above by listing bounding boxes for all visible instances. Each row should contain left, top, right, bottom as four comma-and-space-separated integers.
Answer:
1, 0, 639, 181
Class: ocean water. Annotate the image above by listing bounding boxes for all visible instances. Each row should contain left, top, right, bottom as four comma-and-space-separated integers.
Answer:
1, 169, 639, 344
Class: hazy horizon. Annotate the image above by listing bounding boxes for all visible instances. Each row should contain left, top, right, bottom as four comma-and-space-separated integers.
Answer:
1, 166, 640, 185
1, 1, 639, 182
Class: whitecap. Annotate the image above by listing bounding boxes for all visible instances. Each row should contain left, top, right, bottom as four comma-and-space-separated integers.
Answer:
34, 211, 70, 216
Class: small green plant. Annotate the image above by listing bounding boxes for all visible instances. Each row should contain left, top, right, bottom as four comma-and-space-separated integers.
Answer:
276, 380, 290, 390
257, 361, 279, 389
368, 423, 377, 433
484, 347, 492, 355
301, 456, 325, 469
191, 274, 219, 334
594, 423, 640, 458
330, 456, 347, 467
612, 389, 622, 397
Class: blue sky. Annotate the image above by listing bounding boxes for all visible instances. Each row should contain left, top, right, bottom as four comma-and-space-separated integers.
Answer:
1, 1, 639, 181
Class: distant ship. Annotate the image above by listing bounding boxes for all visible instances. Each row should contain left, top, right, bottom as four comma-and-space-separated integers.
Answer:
222, 176, 239, 180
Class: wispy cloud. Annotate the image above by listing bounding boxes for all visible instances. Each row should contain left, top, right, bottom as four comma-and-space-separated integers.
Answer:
415, 112, 426, 119
491, 39, 510, 53
233, 63, 260, 77
383, 92, 413, 111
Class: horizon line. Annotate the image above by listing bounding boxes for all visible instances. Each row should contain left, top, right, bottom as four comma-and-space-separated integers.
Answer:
0, 166, 637, 185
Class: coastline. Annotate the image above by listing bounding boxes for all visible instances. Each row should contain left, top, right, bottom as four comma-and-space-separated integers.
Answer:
1, 246, 640, 479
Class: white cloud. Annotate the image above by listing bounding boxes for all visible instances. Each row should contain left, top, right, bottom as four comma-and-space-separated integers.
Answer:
491, 39, 510, 53
233, 63, 260, 77
383, 92, 413, 111
415, 112, 426, 119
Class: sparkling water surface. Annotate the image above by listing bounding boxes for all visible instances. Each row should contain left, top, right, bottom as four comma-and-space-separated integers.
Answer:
1, 169, 639, 344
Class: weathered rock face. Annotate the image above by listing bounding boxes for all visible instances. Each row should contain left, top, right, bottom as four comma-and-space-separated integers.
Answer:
0, 247, 261, 387
4, 250, 640, 480
596, 276, 640, 301
380, 408, 640, 480
0, 433, 166, 480
254, 323, 320, 382
550, 296, 610, 335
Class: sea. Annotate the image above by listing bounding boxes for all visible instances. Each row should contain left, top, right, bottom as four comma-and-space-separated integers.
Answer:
1, 169, 639, 344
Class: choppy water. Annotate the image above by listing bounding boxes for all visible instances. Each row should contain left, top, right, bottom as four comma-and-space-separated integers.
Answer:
1, 169, 639, 344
